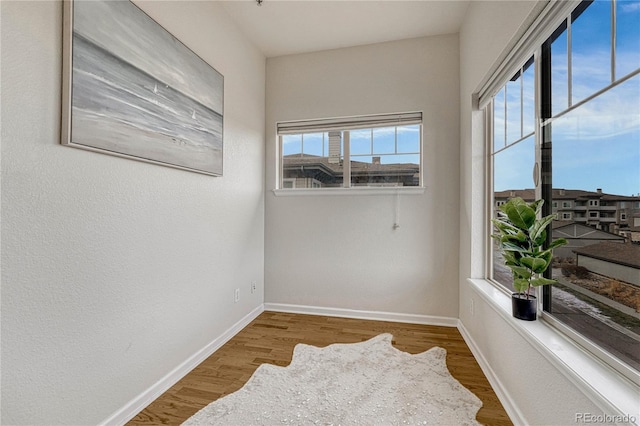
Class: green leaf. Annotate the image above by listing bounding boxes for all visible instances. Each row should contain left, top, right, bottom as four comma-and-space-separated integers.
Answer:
530, 199, 544, 215
513, 278, 530, 293
491, 219, 522, 239
503, 198, 536, 230
501, 232, 528, 244
548, 238, 568, 250
533, 229, 547, 247
538, 249, 553, 265
530, 214, 555, 245
530, 277, 557, 287
507, 265, 532, 280
508, 231, 528, 242
521, 256, 549, 273
503, 251, 518, 264
500, 242, 532, 254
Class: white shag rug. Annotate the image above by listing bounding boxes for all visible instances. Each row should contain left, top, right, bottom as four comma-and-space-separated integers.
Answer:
183, 333, 482, 425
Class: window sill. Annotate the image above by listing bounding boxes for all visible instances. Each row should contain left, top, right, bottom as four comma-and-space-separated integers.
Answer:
467, 278, 639, 421
272, 187, 426, 197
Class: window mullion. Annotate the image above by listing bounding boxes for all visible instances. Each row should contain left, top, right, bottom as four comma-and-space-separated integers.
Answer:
611, 0, 616, 82
369, 129, 373, 156
344, 131, 351, 188
395, 126, 398, 154
520, 66, 524, 138
504, 85, 508, 147
540, 37, 553, 312
567, 17, 573, 108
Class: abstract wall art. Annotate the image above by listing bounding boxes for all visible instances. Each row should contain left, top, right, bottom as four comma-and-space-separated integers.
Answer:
62, 0, 224, 175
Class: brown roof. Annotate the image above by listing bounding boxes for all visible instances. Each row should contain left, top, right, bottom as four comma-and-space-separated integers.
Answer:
573, 242, 640, 269
283, 154, 419, 175
494, 188, 640, 202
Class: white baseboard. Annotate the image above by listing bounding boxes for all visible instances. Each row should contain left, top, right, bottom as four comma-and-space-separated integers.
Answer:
264, 303, 458, 327
457, 320, 524, 426
100, 304, 264, 426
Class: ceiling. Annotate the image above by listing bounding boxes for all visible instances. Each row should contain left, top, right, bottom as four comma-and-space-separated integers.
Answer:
218, 1, 471, 58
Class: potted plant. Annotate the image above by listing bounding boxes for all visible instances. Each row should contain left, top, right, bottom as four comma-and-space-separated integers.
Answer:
491, 197, 567, 320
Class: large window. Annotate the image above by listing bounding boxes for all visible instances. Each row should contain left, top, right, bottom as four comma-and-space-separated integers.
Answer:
278, 112, 422, 189
489, 0, 640, 379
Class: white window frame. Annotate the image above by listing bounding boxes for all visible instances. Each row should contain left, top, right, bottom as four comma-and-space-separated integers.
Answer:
480, 0, 640, 411
275, 112, 425, 196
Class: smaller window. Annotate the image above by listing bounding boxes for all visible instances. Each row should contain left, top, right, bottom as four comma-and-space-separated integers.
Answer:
552, 201, 558, 208
589, 211, 599, 218
621, 212, 627, 220
278, 112, 422, 190
589, 199, 600, 206
562, 201, 572, 208
562, 212, 572, 220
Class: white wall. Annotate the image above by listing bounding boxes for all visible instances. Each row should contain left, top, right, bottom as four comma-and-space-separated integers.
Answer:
458, 2, 608, 424
265, 36, 460, 319
0, 1, 265, 424
576, 256, 640, 286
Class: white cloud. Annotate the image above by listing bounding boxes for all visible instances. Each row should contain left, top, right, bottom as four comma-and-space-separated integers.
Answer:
620, 1, 640, 13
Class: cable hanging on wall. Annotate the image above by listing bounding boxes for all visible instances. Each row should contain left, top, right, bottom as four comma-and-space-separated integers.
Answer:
393, 192, 401, 230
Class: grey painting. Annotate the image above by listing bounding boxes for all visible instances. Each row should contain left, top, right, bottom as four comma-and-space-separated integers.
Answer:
62, 0, 223, 175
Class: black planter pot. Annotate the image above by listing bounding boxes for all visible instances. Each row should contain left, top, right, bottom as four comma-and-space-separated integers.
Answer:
512, 293, 537, 321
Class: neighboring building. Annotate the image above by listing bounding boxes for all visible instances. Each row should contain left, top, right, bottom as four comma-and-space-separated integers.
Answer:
621, 218, 640, 243
573, 242, 640, 286
283, 154, 420, 188
494, 188, 640, 236
552, 222, 625, 259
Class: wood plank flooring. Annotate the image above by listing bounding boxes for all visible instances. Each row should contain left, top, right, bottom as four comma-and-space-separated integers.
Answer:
127, 311, 512, 425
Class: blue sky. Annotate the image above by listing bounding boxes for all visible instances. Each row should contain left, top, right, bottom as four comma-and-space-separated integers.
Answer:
494, 0, 639, 197
282, 125, 420, 165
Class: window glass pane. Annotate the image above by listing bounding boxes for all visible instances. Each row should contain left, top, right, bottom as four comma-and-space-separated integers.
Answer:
616, 0, 640, 78
282, 132, 344, 188
506, 72, 523, 143
491, 135, 535, 291
397, 125, 420, 153
552, 76, 640, 195
572, 0, 612, 104
493, 87, 506, 151
282, 134, 302, 156
302, 133, 324, 156
522, 60, 535, 135
493, 135, 535, 192
350, 129, 371, 155
278, 114, 422, 190
351, 153, 420, 187
548, 74, 640, 371
372, 127, 396, 154
552, 27, 569, 115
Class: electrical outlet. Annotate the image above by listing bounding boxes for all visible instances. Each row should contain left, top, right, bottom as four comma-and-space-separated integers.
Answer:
234, 288, 240, 303
251, 281, 256, 293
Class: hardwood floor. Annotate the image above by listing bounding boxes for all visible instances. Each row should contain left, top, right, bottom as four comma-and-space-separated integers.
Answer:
128, 311, 512, 426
